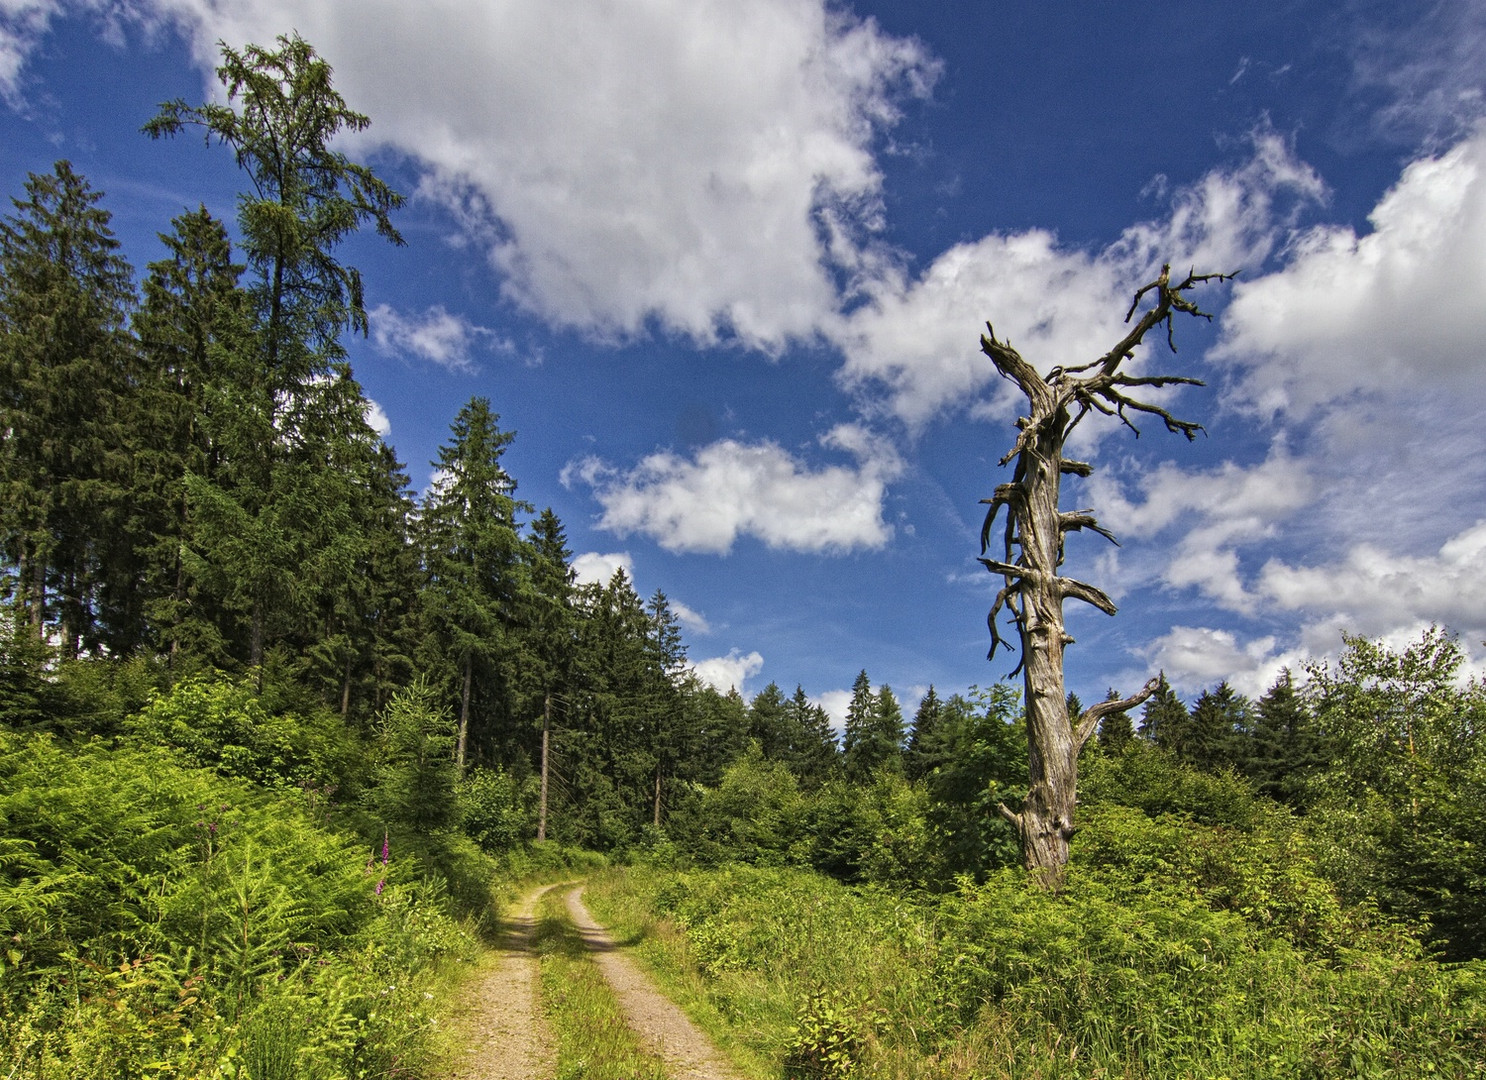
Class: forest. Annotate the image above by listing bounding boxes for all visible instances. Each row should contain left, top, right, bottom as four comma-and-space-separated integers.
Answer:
2, 33, 1484, 1080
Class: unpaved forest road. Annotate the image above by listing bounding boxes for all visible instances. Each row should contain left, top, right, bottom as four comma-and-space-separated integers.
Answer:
447, 884, 556, 1080
563, 885, 744, 1080
447, 882, 743, 1080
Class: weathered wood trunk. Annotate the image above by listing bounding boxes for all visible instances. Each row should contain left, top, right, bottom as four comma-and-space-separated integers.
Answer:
537, 694, 550, 842
457, 654, 472, 774
980, 266, 1230, 888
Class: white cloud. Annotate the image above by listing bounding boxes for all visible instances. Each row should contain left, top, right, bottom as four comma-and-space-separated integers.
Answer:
566, 424, 904, 555
669, 598, 711, 637
571, 551, 632, 588
0, 0, 72, 104
1086, 447, 1315, 613
1259, 520, 1486, 647
369, 303, 501, 372
833, 129, 1324, 429
1349, 0, 1486, 146
363, 397, 390, 437
1217, 125, 1486, 416
814, 688, 851, 734
1132, 625, 1292, 699
690, 648, 763, 694
114, 0, 938, 351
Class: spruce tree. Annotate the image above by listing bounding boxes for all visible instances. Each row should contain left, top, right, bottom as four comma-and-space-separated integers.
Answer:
785, 684, 839, 784
1139, 672, 1190, 756
842, 669, 878, 782
0, 161, 136, 655
905, 685, 944, 780
748, 682, 792, 762
418, 398, 529, 771
1244, 669, 1328, 809
1187, 681, 1249, 771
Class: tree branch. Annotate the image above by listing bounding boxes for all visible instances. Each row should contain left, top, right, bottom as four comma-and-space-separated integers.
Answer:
1059, 510, 1119, 546
1073, 676, 1160, 750
1058, 576, 1118, 615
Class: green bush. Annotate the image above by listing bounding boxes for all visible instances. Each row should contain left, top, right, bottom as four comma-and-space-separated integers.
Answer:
0, 729, 478, 1079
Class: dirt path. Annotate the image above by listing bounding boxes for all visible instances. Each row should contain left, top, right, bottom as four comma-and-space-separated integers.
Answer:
446, 884, 559, 1080
563, 885, 744, 1080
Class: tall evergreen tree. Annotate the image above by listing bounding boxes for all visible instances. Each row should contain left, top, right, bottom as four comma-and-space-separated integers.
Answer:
1242, 669, 1328, 809
748, 682, 793, 762
1139, 673, 1190, 756
145, 35, 405, 672
905, 685, 944, 780
418, 398, 529, 771
132, 206, 248, 663
145, 33, 404, 380
785, 684, 839, 784
1187, 681, 1249, 771
0, 161, 136, 654
842, 670, 878, 781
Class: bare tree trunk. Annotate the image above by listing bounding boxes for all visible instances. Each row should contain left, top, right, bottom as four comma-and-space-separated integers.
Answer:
653, 764, 663, 829
457, 654, 472, 775
537, 693, 550, 842
340, 650, 352, 717
981, 265, 1231, 888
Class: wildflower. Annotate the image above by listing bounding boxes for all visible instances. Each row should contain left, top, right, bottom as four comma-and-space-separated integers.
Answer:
376, 878, 385, 896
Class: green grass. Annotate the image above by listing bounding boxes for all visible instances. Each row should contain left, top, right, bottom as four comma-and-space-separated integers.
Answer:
583, 857, 1486, 1080
535, 886, 669, 1080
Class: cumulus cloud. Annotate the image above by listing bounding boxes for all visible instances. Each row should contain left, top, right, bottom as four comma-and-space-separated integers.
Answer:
669, 598, 711, 637
91, 0, 937, 351
1217, 125, 1486, 417
369, 303, 502, 372
833, 128, 1324, 429
1087, 447, 1315, 612
565, 424, 904, 555
1132, 626, 1293, 699
571, 551, 632, 587
1259, 521, 1486, 648
363, 397, 390, 437
690, 648, 763, 694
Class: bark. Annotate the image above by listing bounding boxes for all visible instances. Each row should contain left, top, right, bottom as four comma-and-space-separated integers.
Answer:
537, 694, 550, 842
457, 654, 472, 775
981, 265, 1231, 888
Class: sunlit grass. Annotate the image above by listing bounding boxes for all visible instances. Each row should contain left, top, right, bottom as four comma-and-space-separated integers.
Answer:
535, 887, 669, 1080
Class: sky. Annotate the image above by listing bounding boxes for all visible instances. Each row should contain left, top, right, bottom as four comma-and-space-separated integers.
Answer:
4, 0, 1486, 725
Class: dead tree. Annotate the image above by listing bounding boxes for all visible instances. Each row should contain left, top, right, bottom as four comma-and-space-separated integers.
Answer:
980, 264, 1233, 888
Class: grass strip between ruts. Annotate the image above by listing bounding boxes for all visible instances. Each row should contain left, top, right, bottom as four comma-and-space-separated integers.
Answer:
535, 886, 670, 1080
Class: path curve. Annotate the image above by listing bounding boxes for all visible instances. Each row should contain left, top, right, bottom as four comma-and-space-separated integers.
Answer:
563, 885, 743, 1080
447, 884, 559, 1080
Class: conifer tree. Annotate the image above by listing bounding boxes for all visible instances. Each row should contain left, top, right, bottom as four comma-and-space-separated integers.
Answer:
132, 207, 248, 663
786, 684, 839, 784
418, 398, 529, 771
1187, 681, 1249, 770
1243, 669, 1327, 809
748, 682, 793, 761
145, 35, 405, 673
842, 669, 878, 781
144, 33, 404, 379
1139, 672, 1190, 754
1097, 707, 1135, 756
905, 685, 944, 780
0, 161, 136, 654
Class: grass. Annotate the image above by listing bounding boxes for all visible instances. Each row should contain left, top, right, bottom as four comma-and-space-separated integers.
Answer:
534, 886, 669, 1080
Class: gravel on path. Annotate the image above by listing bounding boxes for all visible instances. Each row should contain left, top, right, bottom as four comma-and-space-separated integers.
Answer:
563, 885, 745, 1080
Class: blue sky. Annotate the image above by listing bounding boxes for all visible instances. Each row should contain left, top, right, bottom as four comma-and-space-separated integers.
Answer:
4, 0, 1486, 724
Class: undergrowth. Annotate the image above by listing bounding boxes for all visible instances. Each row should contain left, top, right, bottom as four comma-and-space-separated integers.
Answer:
585, 803, 1486, 1080
0, 730, 480, 1078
